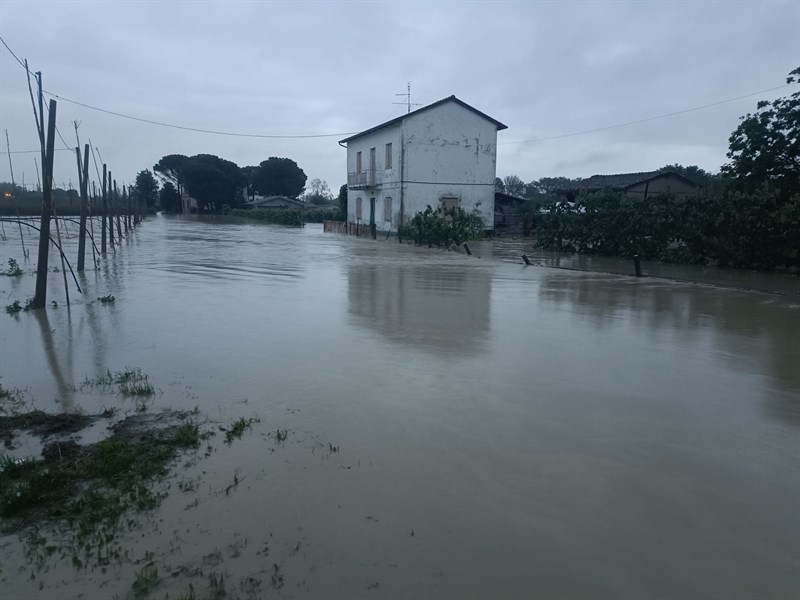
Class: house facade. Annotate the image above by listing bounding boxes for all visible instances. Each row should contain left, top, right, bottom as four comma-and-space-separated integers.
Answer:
339, 96, 507, 234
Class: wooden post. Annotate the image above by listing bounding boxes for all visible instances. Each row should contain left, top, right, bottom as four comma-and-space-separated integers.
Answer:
634, 255, 642, 277
114, 180, 122, 241
108, 170, 115, 247
16, 209, 27, 258
76, 145, 89, 271
33, 99, 57, 309
90, 181, 97, 267
101, 164, 107, 253
522, 254, 532, 265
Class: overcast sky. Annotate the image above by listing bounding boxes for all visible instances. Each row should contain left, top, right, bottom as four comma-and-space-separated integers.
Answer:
1, 0, 798, 194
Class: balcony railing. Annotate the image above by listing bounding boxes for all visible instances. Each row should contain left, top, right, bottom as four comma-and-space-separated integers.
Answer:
348, 169, 376, 189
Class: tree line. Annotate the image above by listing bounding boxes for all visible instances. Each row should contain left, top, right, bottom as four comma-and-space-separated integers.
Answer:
498, 67, 799, 271
149, 154, 309, 213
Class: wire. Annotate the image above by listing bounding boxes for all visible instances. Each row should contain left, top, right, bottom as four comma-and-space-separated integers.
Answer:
43, 91, 358, 139
1, 148, 73, 155
500, 84, 791, 145
0, 36, 25, 69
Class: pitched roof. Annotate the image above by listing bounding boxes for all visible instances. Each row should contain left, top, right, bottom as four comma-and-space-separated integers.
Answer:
339, 96, 508, 144
561, 170, 702, 193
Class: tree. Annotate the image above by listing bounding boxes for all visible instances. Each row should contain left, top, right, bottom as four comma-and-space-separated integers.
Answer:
303, 178, 333, 205
722, 67, 799, 199
241, 165, 260, 200
502, 175, 525, 198
134, 169, 159, 208
181, 154, 243, 213
159, 182, 181, 212
658, 164, 718, 188
253, 157, 307, 199
153, 154, 189, 191
494, 177, 505, 194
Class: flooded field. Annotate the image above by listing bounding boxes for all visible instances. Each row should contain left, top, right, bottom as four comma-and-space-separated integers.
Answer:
1, 215, 798, 599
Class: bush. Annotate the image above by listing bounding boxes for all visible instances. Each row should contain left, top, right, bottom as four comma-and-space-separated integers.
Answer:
398, 205, 485, 248
534, 186, 800, 270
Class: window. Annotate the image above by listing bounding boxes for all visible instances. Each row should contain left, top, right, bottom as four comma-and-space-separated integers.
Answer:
385, 143, 392, 169
369, 147, 376, 172
356, 151, 362, 173
384, 197, 392, 222
356, 197, 362, 220
440, 196, 460, 211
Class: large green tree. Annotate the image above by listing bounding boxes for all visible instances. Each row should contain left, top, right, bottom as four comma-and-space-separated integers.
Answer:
253, 157, 307, 198
722, 67, 799, 199
181, 154, 243, 212
153, 154, 189, 191
134, 169, 159, 208
159, 182, 181, 212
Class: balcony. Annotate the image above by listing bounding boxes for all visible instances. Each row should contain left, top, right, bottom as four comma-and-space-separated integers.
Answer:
348, 169, 376, 190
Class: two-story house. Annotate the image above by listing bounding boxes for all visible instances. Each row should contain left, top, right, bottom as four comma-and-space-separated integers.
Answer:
338, 96, 507, 235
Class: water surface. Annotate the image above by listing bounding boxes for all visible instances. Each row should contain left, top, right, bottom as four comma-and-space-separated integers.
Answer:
1, 215, 798, 598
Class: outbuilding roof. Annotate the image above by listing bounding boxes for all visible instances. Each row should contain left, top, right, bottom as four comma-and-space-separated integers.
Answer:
339, 96, 508, 144
561, 170, 702, 193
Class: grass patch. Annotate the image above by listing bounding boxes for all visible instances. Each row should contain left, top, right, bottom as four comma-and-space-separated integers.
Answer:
98, 294, 115, 303
0, 411, 201, 545
222, 417, 260, 445
82, 368, 156, 398
0, 381, 26, 414
132, 562, 159, 598
6, 297, 37, 314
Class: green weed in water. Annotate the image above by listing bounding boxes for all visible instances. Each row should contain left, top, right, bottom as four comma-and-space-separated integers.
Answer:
98, 294, 115, 303
223, 417, 260, 445
0, 412, 201, 548
131, 562, 159, 598
3, 258, 23, 276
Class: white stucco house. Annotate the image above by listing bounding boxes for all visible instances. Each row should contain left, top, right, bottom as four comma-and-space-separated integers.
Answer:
338, 96, 507, 234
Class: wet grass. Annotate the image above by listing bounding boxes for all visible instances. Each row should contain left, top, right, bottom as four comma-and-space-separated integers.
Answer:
132, 562, 159, 598
98, 294, 116, 303
0, 381, 26, 414
82, 368, 156, 398
3, 258, 23, 276
5, 297, 35, 314
0, 412, 201, 546
222, 417, 260, 445
271, 428, 289, 442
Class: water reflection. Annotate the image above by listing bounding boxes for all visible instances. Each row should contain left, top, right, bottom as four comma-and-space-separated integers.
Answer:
32, 308, 75, 411
538, 272, 800, 424
348, 264, 491, 356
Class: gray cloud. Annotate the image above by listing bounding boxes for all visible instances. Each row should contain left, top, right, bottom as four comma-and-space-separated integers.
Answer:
1, 0, 797, 193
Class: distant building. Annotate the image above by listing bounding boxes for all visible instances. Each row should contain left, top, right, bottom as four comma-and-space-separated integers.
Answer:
244, 195, 305, 210
180, 191, 198, 213
558, 170, 701, 202
338, 96, 507, 235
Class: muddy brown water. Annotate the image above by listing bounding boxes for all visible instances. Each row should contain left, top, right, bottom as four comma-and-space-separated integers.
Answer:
1, 215, 798, 599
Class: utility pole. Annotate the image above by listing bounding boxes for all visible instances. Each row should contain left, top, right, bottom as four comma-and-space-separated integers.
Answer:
76, 144, 89, 271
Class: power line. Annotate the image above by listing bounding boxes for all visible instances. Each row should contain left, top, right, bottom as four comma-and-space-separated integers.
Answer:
43, 91, 359, 139
0, 36, 26, 69
1, 148, 73, 155
500, 84, 791, 145
1, 35, 357, 140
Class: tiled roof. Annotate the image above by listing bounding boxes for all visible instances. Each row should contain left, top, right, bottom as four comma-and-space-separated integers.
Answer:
562, 170, 700, 192
339, 96, 507, 144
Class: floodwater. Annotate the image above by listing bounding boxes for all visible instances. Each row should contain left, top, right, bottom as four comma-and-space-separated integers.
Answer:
1, 215, 798, 599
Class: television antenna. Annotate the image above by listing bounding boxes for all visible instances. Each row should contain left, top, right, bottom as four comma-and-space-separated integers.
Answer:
394, 82, 423, 114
